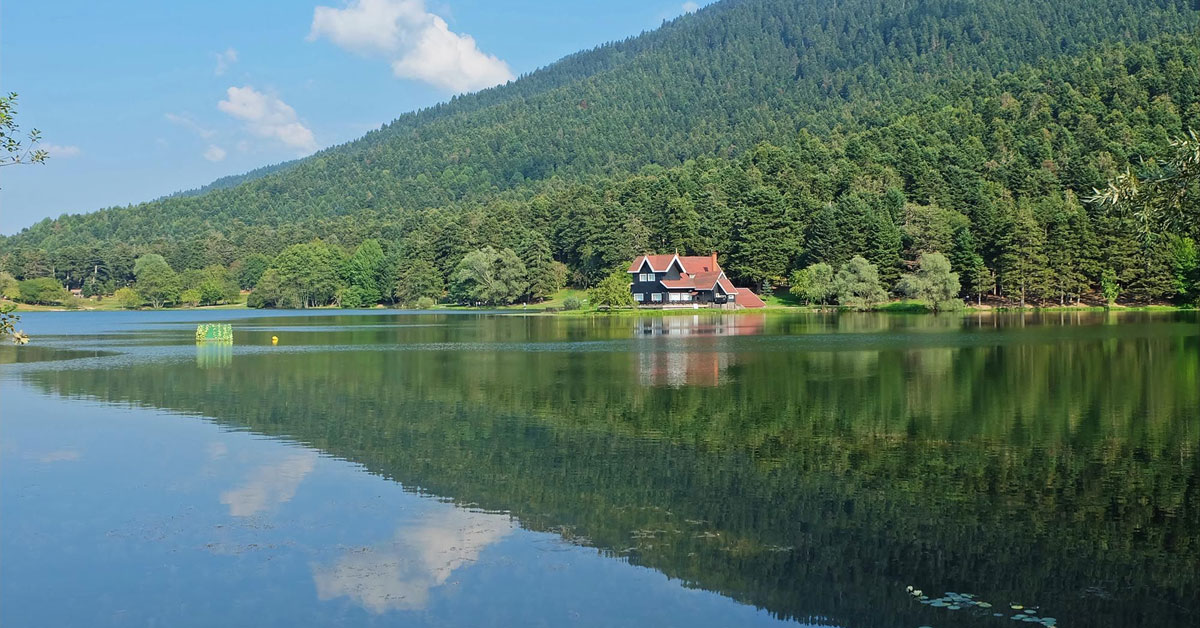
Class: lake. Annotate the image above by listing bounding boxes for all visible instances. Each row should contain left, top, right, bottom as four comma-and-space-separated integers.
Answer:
1, 310, 1196, 628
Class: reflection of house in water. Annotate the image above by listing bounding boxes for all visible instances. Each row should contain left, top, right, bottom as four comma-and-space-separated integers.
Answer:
196, 343, 233, 369
635, 315, 765, 387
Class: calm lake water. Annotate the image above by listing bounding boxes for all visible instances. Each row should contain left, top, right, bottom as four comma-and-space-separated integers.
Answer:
1, 310, 1197, 628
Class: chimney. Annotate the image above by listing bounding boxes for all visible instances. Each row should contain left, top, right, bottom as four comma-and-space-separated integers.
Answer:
711, 251, 718, 271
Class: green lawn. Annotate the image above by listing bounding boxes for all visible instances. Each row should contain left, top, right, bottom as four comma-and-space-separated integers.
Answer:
6, 293, 251, 312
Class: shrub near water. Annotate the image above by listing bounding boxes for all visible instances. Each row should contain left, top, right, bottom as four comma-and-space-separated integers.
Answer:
114, 287, 141, 309
897, 253, 963, 312
835, 256, 887, 311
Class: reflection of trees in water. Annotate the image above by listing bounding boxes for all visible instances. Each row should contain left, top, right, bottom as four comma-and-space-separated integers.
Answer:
23, 314, 1200, 627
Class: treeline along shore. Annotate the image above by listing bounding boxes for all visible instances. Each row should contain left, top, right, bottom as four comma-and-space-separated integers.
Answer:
1, 0, 1198, 312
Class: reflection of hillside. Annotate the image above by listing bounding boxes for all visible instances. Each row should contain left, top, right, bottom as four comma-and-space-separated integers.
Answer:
22, 316, 1200, 627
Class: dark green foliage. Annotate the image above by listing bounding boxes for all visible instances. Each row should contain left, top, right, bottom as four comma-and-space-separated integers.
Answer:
247, 269, 300, 309
997, 204, 1050, 307
133, 254, 180, 309
1, 0, 1198, 307
16, 277, 67, 305
180, 265, 239, 306
345, 239, 388, 305
394, 259, 445, 305
450, 247, 528, 305
949, 227, 993, 304
265, 242, 344, 308
234, 254, 270, 291
519, 234, 566, 302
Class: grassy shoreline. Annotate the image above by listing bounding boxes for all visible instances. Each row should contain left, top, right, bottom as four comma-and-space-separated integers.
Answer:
6, 290, 1192, 316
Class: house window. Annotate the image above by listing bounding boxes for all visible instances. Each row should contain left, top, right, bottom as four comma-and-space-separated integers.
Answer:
651, 293, 663, 302
634, 293, 645, 302
669, 293, 680, 302
639, 272, 655, 282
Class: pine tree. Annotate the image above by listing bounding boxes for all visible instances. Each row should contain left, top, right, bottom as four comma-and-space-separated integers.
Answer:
727, 186, 796, 290
997, 204, 1050, 307
346, 239, 388, 305
520, 234, 565, 302
949, 227, 993, 305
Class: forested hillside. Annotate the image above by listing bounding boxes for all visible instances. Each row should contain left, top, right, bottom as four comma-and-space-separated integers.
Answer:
2, 0, 1198, 308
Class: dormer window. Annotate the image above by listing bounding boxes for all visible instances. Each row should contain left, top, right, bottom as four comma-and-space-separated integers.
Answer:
639, 272, 655, 282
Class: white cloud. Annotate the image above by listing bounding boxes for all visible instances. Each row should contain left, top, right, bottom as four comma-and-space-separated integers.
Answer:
214, 47, 238, 76
219, 452, 317, 517
165, 112, 216, 139
203, 144, 228, 162
308, 0, 513, 93
217, 86, 317, 154
682, 2, 700, 13
313, 508, 514, 613
41, 144, 82, 158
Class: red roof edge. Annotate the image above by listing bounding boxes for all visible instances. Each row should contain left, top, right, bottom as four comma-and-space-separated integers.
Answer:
735, 288, 766, 308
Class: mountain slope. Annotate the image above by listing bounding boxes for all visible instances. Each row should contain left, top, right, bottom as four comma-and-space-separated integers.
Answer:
3, 0, 1196, 250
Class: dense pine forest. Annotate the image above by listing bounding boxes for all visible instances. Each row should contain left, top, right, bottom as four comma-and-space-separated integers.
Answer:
2, 0, 1198, 308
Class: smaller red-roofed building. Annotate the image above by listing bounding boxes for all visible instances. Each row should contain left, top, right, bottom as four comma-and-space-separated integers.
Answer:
627, 252, 765, 308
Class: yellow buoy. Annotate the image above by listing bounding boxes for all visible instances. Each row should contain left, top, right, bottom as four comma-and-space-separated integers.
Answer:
271, 335, 279, 345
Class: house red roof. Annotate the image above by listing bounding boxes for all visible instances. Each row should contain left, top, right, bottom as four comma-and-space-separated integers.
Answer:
659, 277, 695, 289
678, 255, 720, 274
629, 253, 722, 274
735, 288, 766, 308
660, 270, 726, 291
628, 254, 680, 272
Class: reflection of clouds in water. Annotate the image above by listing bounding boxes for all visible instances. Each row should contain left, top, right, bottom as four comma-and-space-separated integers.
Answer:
206, 441, 229, 461
220, 452, 317, 517
36, 449, 81, 463
313, 509, 514, 613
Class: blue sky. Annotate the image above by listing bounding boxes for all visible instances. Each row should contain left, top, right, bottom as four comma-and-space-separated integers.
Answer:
0, 0, 710, 235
